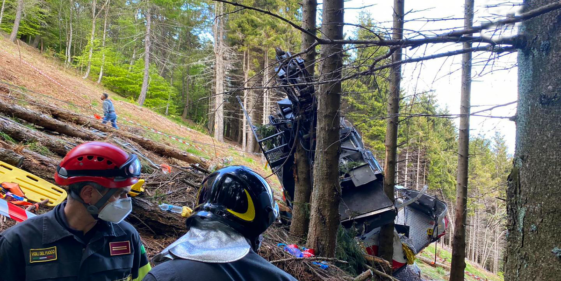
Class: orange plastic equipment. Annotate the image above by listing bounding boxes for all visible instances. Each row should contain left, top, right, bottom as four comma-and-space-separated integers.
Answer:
0, 161, 67, 207
94, 114, 102, 120
1, 182, 26, 197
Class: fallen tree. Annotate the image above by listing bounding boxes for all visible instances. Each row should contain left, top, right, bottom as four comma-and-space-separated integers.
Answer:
43, 105, 210, 169
0, 99, 98, 140
0, 116, 74, 156
0, 98, 209, 169
0, 140, 60, 182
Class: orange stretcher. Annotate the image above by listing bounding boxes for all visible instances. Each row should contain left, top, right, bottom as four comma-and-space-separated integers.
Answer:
0, 161, 67, 207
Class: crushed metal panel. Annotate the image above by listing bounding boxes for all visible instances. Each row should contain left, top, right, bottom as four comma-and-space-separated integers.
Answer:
349, 164, 378, 187
339, 180, 394, 222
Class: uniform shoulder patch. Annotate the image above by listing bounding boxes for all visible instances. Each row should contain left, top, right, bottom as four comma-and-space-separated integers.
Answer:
110, 241, 131, 256
29, 246, 57, 263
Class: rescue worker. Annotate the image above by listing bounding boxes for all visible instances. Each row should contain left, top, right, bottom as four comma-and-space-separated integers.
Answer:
101, 92, 119, 129
0, 142, 152, 280
143, 166, 296, 281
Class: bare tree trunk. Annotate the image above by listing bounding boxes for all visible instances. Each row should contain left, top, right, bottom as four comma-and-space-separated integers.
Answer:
83, 0, 97, 79
290, 0, 316, 239
306, 0, 344, 257
0, 0, 6, 26
416, 147, 421, 190
129, 47, 136, 72
66, 0, 73, 66
242, 49, 248, 152
493, 200, 500, 273
505, 3, 561, 280
138, 4, 151, 106
262, 51, 269, 124
404, 148, 409, 186
181, 68, 190, 120
449, 1, 473, 280
9, 0, 24, 42
379, 0, 404, 264
97, 0, 110, 84
213, 1, 224, 142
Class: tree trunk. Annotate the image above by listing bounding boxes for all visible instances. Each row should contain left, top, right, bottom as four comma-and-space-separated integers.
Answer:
0, 117, 72, 157
0, 140, 60, 183
83, 0, 97, 79
305, 0, 344, 258
97, 0, 110, 84
181, 68, 190, 120
404, 148, 409, 187
449, 0, 473, 280
262, 51, 269, 124
9, 0, 24, 42
242, 49, 248, 152
0, 0, 6, 26
138, 5, 151, 106
247, 90, 255, 153
129, 47, 136, 72
0, 100, 97, 140
66, 0, 73, 66
379, 0, 404, 263
290, 0, 316, 240
415, 147, 421, 190
505, 1, 561, 280
213, 2, 224, 142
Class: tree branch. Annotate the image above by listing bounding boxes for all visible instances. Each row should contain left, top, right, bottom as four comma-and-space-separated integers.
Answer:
213, 0, 561, 47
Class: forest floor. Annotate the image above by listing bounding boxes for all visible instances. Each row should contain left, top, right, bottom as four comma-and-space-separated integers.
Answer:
417, 244, 503, 281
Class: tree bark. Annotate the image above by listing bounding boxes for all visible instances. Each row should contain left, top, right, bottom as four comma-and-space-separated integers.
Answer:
97, 0, 110, 84
242, 49, 248, 152
379, 0, 404, 263
0, 0, 6, 26
0, 117, 72, 157
450, 0, 473, 280
0, 140, 60, 183
504, 1, 561, 280
138, 5, 151, 106
0, 100, 97, 140
213, 1, 224, 142
290, 0, 316, 240
9, 0, 24, 42
83, 0, 97, 79
181, 68, 190, 120
66, 0, 73, 67
43, 107, 209, 169
306, 0, 344, 258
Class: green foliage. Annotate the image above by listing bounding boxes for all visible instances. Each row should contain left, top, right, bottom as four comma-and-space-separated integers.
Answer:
27, 142, 54, 156
0, 131, 16, 143
335, 226, 367, 276
0, 0, 48, 40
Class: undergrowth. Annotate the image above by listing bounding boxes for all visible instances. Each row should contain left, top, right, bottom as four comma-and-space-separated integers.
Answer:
0, 131, 16, 143
335, 226, 367, 276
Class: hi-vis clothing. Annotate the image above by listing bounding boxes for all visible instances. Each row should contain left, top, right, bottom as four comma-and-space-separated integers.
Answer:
0, 202, 151, 281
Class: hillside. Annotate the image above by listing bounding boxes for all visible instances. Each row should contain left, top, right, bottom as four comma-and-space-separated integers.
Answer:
417, 244, 503, 281
0, 35, 280, 190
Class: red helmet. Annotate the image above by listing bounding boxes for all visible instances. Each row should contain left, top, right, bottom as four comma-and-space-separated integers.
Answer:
55, 142, 141, 188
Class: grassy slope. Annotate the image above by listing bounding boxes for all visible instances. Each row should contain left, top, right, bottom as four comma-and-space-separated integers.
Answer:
417, 244, 503, 281
0, 36, 281, 192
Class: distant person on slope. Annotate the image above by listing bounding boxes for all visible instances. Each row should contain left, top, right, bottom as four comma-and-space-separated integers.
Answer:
101, 93, 119, 129
143, 166, 296, 281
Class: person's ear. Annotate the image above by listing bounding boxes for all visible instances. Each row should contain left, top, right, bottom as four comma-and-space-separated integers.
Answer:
80, 185, 96, 204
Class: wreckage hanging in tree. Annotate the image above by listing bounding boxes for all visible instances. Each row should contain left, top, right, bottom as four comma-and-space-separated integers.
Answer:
239, 48, 448, 273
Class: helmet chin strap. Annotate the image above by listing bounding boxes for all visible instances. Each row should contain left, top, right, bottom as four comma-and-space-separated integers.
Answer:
70, 188, 119, 216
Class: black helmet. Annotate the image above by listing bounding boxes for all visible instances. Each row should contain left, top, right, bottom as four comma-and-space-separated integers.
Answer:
188, 166, 279, 239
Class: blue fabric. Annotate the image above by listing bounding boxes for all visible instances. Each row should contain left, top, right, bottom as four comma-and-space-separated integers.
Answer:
102, 112, 119, 129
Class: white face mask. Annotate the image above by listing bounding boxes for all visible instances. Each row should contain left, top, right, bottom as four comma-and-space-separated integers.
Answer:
97, 197, 133, 224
